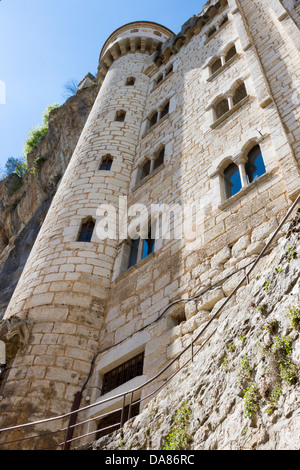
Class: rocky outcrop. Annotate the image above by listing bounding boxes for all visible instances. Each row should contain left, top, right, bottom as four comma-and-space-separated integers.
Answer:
0, 81, 99, 318
89, 209, 300, 451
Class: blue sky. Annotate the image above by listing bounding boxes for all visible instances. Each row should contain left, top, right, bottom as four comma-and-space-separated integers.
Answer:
0, 0, 207, 172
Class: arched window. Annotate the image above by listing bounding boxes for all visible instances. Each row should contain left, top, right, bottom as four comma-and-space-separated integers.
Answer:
137, 146, 165, 184
215, 98, 230, 119
154, 147, 165, 171
224, 163, 242, 199
156, 75, 163, 86
140, 160, 151, 181
211, 57, 222, 74
233, 83, 247, 106
149, 111, 158, 128
99, 155, 113, 171
225, 45, 237, 63
127, 229, 155, 269
160, 101, 170, 119
77, 218, 95, 242
115, 110, 126, 122
142, 229, 155, 260
245, 145, 266, 183
128, 237, 140, 269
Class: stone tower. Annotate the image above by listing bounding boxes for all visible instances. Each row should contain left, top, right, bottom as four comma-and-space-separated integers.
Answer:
0, 0, 300, 450
0, 21, 173, 449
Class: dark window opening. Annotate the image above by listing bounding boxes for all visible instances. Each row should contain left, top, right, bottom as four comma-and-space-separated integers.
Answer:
220, 16, 228, 27
115, 110, 126, 122
128, 238, 140, 269
99, 155, 113, 171
215, 98, 229, 119
211, 58, 222, 74
149, 112, 158, 128
160, 101, 169, 119
225, 45, 237, 63
224, 163, 242, 199
126, 77, 135, 86
156, 75, 163, 85
102, 352, 145, 396
77, 219, 95, 242
140, 160, 151, 180
96, 402, 140, 439
245, 145, 266, 184
208, 27, 217, 38
154, 148, 165, 171
165, 65, 173, 76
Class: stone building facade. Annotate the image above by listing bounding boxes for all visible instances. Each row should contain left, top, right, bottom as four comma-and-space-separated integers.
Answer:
0, 0, 299, 450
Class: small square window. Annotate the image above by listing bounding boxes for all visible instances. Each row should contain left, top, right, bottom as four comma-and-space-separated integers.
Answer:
126, 77, 135, 86
115, 110, 126, 122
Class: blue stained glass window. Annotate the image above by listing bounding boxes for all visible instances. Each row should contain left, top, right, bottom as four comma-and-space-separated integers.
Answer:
224, 163, 242, 199
78, 219, 95, 242
245, 145, 266, 183
142, 235, 155, 260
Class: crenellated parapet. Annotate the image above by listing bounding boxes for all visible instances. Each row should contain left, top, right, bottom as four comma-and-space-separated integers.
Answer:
97, 22, 174, 84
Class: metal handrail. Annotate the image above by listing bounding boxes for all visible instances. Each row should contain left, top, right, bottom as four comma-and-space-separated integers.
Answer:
0, 194, 299, 450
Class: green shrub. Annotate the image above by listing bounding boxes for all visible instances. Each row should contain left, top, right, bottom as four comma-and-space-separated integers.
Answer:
162, 401, 192, 450
271, 336, 298, 385
24, 103, 60, 156
243, 382, 260, 418
286, 305, 300, 331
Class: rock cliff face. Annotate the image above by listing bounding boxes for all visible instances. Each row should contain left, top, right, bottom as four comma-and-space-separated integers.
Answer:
0, 82, 99, 318
89, 209, 300, 451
